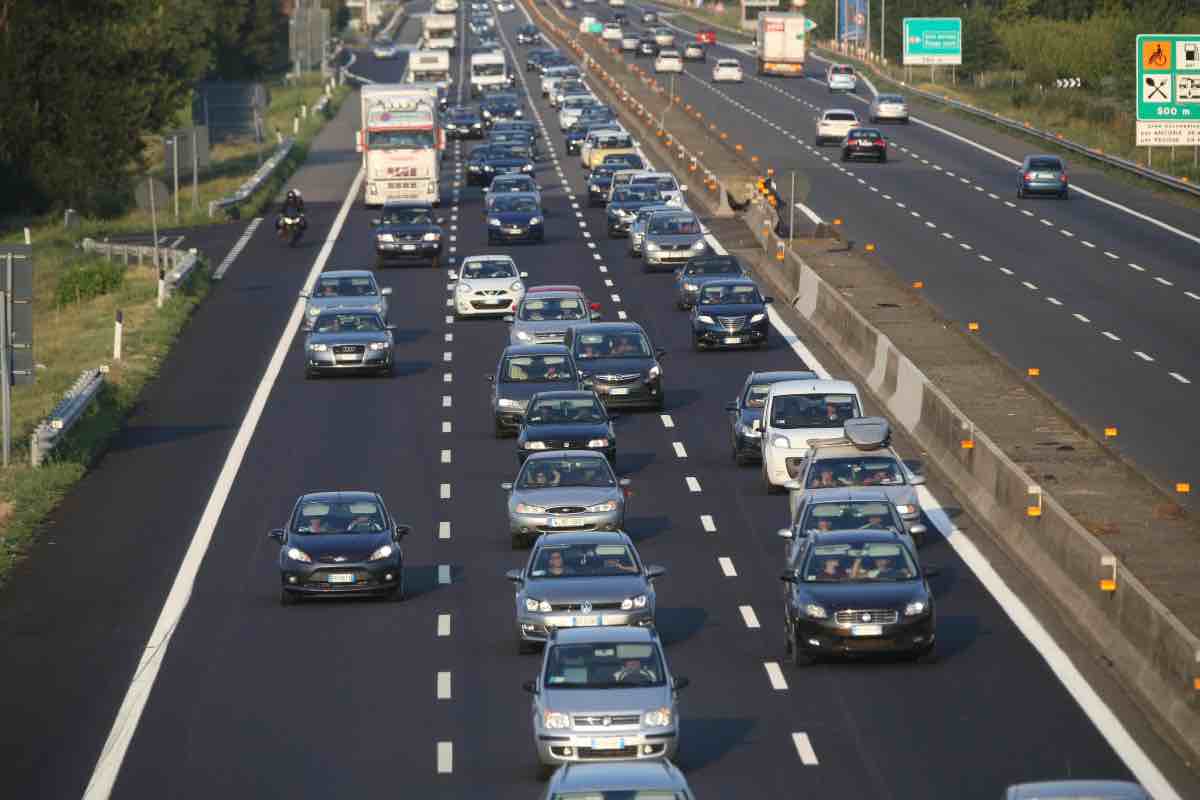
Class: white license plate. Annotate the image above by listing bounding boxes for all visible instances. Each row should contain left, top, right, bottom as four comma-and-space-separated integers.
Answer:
851, 624, 883, 637
609, 387, 630, 395
573, 615, 598, 627
724, 336, 741, 344
484, 298, 506, 305
402, 244, 417, 251
507, 227, 524, 233
336, 353, 360, 361
551, 516, 586, 527
1037, 172, 1054, 180
546, 616, 575, 627
327, 573, 356, 584
590, 737, 625, 750
601, 614, 624, 625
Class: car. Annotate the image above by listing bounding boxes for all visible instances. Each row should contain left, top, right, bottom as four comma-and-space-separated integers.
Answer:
682, 42, 705, 61
620, 33, 640, 52
725, 370, 819, 464
586, 164, 619, 206
485, 173, 542, 211
496, 0, 515, 12
566, 322, 666, 409
371, 201, 445, 267
1003, 781, 1150, 800
489, 130, 540, 161
841, 127, 887, 162
490, 344, 583, 434
467, 144, 535, 185
488, 191, 545, 243
636, 36, 658, 58
492, 118, 542, 141
641, 209, 706, 271
526, 48, 559, 71
826, 63, 857, 93
600, 152, 644, 171
373, 43, 399, 59
601, 22, 622, 40
696, 28, 716, 45
711, 58, 744, 82
300, 270, 391, 330
559, 95, 601, 130
566, 115, 619, 155
690, 278, 773, 350
524, 626, 687, 774
870, 93, 909, 123
628, 171, 685, 206
641, 10, 657, 24
606, 184, 663, 237
783, 417, 926, 528
504, 451, 630, 545
451, 254, 528, 318
760, 378, 864, 493
304, 311, 395, 378
815, 108, 860, 146
654, 49, 683, 73
653, 27, 675, 47
542, 65, 582, 97
444, 106, 486, 139
627, 203, 673, 257
518, 389, 617, 463
269, 491, 409, 604
480, 92, 525, 125
781, 487, 924, 555
508, 286, 603, 345
1018, 154, 1069, 199
544, 762, 697, 800
672, 253, 747, 309
517, 24, 541, 44
581, 129, 634, 170
781, 528, 936, 664
552, 78, 591, 108
507, 531, 660, 648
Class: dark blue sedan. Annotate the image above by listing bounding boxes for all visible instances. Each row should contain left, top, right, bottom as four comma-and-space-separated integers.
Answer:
488, 191, 545, 244
672, 254, 748, 310
690, 279, 773, 350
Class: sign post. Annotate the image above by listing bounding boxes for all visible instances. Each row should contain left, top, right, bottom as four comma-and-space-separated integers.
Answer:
902, 17, 962, 66
0, 246, 35, 466
1136, 34, 1200, 147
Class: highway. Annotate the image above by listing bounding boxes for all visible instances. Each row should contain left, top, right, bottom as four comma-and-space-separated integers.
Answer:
557, 0, 1200, 506
0, 2, 1196, 798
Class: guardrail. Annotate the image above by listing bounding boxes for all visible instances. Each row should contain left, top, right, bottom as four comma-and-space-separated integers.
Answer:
79, 238, 202, 298
206, 137, 297, 220
30, 367, 105, 467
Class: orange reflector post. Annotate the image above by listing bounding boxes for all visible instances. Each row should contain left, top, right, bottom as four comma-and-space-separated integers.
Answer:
1099, 578, 1117, 592
832, 218, 842, 226
961, 439, 975, 450
967, 322, 980, 332
1178, 482, 1192, 494
865, 243, 875, 252
912, 281, 924, 289
1026, 505, 1042, 517
1104, 427, 1118, 438
1027, 368, 1040, 377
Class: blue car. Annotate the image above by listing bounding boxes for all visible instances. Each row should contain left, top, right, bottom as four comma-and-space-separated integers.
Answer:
689, 278, 773, 350
488, 191, 545, 244
672, 254, 748, 310
1017, 154, 1069, 199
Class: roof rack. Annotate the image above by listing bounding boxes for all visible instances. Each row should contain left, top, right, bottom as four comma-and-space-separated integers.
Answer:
807, 416, 892, 451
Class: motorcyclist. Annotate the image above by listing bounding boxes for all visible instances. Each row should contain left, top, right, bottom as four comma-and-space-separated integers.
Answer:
278, 188, 307, 231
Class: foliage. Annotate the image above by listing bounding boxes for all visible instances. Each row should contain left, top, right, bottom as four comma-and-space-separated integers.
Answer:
54, 259, 126, 308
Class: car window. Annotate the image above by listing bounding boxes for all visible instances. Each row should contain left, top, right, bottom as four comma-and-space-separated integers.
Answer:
380, 207, 434, 225
544, 642, 664, 687
530, 542, 639, 578
574, 331, 651, 359
806, 456, 905, 488
312, 312, 386, 333
518, 456, 616, 488
462, 259, 516, 279
1029, 158, 1062, 171
744, 383, 774, 408
526, 396, 606, 424
501, 355, 576, 383
802, 542, 916, 582
292, 500, 386, 534
686, 258, 740, 275
649, 214, 699, 235
637, 176, 678, 192
803, 502, 898, 533
698, 284, 760, 305
769, 393, 859, 429
826, 112, 858, 122
614, 186, 659, 203
520, 298, 585, 321
493, 195, 539, 213
849, 130, 881, 140
315, 276, 378, 297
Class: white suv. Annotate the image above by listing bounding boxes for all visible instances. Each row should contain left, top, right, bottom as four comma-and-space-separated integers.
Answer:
826, 63, 857, 93
654, 49, 684, 73
815, 109, 859, 146
760, 379, 864, 492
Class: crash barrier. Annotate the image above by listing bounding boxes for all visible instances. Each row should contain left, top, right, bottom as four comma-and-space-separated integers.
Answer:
80, 238, 202, 299
206, 137, 296, 220
30, 368, 105, 467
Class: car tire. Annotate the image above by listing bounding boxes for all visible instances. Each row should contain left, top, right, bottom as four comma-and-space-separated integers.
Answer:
1061, 188, 1070, 200
495, 420, 508, 438
880, 152, 888, 163
536, 762, 556, 782
692, 335, 703, 351
911, 642, 938, 664
813, 137, 822, 147
280, 587, 297, 606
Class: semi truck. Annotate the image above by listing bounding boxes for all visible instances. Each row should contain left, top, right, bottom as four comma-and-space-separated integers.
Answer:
422, 14, 457, 51
755, 12, 807, 76
357, 84, 444, 207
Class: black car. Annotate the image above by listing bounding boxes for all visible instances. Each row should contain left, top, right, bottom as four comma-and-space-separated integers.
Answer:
781, 530, 937, 664
489, 131, 539, 160
488, 191, 545, 244
606, 184, 663, 237
269, 491, 410, 604
672, 253, 748, 309
566, 115, 618, 154
600, 152, 645, 172
725, 370, 818, 464
526, 48, 557, 71
372, 201, 444, 267
535, 54, 571, 74
489, 345, 583, 435
444, 106, 486, 140
586, 164, 619, 207
565, 322, 666, 410
690, 278, 773, 350
637, 36, 659, 57
480, 92, 524, 126
516, 24, 541, 44
467, 145, 535, 186
492, 119, 541, 141
841, 127, 888, 163
518, 390, 616, 463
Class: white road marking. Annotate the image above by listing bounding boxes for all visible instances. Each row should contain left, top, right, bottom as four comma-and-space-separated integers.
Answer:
1104, 251, 1119, 260
437, 741, 453, 774
739, 605, 760, 628
700, 514, 716, 533
1186, 291, 1200, 301
1021, 209, 1035, 217
999, 267, 1015, 276
1004, 201, 1016, 208
1022, 281, 1039, 291
792, 733, 819, 765
978, 254, 992, 262
444, 332, 453, 342
440, 449, 451, 464
987, 192, 999, 199
1102, 331, 1122, 341
438, 565, 451, 585
1060, 229, 1074, 237
617, 310, 628, 319
442, 421, 452, 433
1169, 372, 1191, 384
1134, 350, 1155, 362
1039, 218, 1054, 227
437, 672, 452, 700
959, 243, 971, 250
442, 395, 452, 408
924, 221, 936, 228
1154, 276, 1174, 286
765, 307, 832, 379
611, 293, 621, 303
440, 483, 451, 499
604, 279, 614, 287
764, 662, 789, 690
438, 614, 451, 637
686, 476, 702, 493
672, 441, 688, 458
443, 351, 452, 362
1073, 313, 1091, 323
718, 556, 737, 577
212, 218, 263, 280
443, 372, 452, 383
1046, 297, 1063, 306
439, 521, 451, 540
660, 414, 675, 428
1082, 241, 1096, 248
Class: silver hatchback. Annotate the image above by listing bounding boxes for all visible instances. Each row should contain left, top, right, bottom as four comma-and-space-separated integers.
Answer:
642, 210, 707, 271
504, 451, 630, 547
542, 760, 695, 798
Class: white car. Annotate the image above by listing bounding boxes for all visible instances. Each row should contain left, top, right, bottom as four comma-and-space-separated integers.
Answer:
653, 28, 675, 47
654, 50, 684, 73
559, 94, 598, 129
451, 255, 528, 318
541, 65, 579, 97
579, 15, 598, 33
711, 58, 743, 83
815, 108, 859, 146
826, 63, 857, 93
608, 0, 626, 6
496, 0, 515, 11
870, 93, 909, 123
630, 171, 685, 207
620, 34, 640, 52
760, 379, 864, 492
552, 80, 589, 107
601, 22, 623, 40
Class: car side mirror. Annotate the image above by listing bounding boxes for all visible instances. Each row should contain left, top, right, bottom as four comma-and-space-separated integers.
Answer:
522, 679, 539, 694
679, 185, 688, 192
724, 400, 737, 411
503, 314, 515, 323
590, 310, 603, 320
923, 565, 941, 578
501, 481, 514, 491
268, 528, 286, 543
394, 524, 411, 538
672, 676, 690, 691
618, 478, 632, 488
751, 419, 762, 431
520, 271, 529, 278
910, 475, 926, 486
371, 218, 381, 226
386, 324, 397, 331
381, 287, 393, 296
590, 302, 601, 311
506, 568, 524, 583
763, 296, 774, 304
645, 564, 666, 580
777, 527, 794, 539
780, 570, 798, 583
447, 271, 458, 280
909, 523, 928, 538
486, 374, 495, 382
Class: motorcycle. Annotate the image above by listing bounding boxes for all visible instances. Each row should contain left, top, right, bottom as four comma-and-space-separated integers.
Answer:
278, 215, 304, 246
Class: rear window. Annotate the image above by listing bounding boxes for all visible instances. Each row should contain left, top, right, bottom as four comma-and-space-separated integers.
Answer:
826, 112, 858, 122
831, 65, 854, 75
1028, 158, 1062, 171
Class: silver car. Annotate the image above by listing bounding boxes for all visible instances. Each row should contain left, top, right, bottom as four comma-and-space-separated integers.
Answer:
508, 288, 601, 346
301, 270, 391, 330
641, 210, 707, 271
506, 530, 664, 648
304, 311, 395, 378
781, 487, 924, 564
504, 451, 630, 545
490, 345, 583, 435
870, 93, 909, 123
1004, 781, 1149, 800
525, 626, 687, 775
627, 204, 673, 257
542, 760, 696, 799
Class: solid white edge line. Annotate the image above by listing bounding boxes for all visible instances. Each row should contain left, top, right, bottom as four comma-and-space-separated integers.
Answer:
82, 168, 367, 800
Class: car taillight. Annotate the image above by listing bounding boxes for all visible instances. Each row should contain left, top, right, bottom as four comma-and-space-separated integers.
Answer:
1060, 173, 1068, 183
1024, 172, 1034, 182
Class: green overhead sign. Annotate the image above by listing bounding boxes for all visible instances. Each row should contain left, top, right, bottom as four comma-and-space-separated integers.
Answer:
1135, 33, 1200, 146
902, 18, 962, 66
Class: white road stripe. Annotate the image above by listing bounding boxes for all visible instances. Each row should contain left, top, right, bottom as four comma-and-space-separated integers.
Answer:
439, 521, 451, 540
212, 218, 262, 280
437, 672, 452, 700
437, 742, 453, 774
1102, 331, 1122, 341
999, 267, 1014, 275
718, 556, 737, 577
739, 605, 760, 628
660, 414, 675, 428
438, 565, 451, 585
1046, 297, 1063, 306
440, 483, 451, 499
978, 254, 992, 262
443, 372, 453, 383
700, 514, 716, 533
1169, 372, 1191, 384
792, 733, 819, 765
617, 310, 628, 320
1134, 350, 1155, 362
1154, 277, 1174, 286
1104, 251, 1119, 260
1082, 240, 1096, 248
1073, 313, 1091, 323
672, 441, 687, 458
1022, 281, 1039, 290
764, 662, 789, 690
440, 449, 452, 464
1186, 291, 1200, 301
686, 476, 702, 493
438, 614, 451, 637
442, 395, 452, 408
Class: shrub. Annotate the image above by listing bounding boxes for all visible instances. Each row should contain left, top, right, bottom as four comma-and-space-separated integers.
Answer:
55, 259, 125, 308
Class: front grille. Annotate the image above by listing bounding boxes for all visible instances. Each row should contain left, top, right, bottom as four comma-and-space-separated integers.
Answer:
547, 506, 587, 514
533, 330, 566, 342
553, 601, 624, 613
594, 373, 641, 384
572, 713, 641, 727
576, 746, 641, 759
317, 554, 360, 564
476, 289, 507, 296
334, 345, 365, 355
717, 315, 746, 330
834, 609, 900, 625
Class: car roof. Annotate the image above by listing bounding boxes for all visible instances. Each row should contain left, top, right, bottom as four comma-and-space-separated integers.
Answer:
809, 441, 900, 459
570, 321, 646, 334
811, 529, 903, 546
766, 378, 859, 396
300, 490, 379, 504
555, 760, 686, 791
460, 254, 516, 263
1005, 781, 1148, 800
553, 624, 656, 644
823, 108, 858, 116
502, 344, 572, 356
490, 191, 540, 201
532, 529, 629, 547
803, 486, 894, 504
525, 448, 611, 462
527, 284, 584, 294
319, 269, 377, 279
530, 389, 598, 401
696, 277, 758, 289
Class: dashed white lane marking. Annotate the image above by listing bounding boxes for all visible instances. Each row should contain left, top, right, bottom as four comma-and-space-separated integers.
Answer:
672, 442, 688, 458
1154, 276, 1173, 286
1073, 313, 1091, 323
1102, 331, 1122, 341
437, 672, 452, 700
445, 315, 453, 325
442, 395, 452, 408
443, 372, 452, 383
438, 614, 451, 637
686, 476, 702, 493
660, 414, 675, 428
439, 521, 451, 540
1039, 218, 1053, 227
924, 221, 936, 228
445, 298, 453, 307
438, 565, 451, 585
437, 741, 453, 774
611, 293, 621, 303
1134, 350, 1155, 362
941, 232, 953, 240
959, 243, 971, 250
443, 351, 453, 362
764, 662, 789, 691
700, 514, 716, 533
598, 265, 607, 272
1021, 281, 1039, 291
1060, 229, 1074, 237
444, 332, 453, 342
1187, 291, 1200, 301
442, 421, 452, 433
1082, 240, 1096, 248
739, 605, 760, 628
987, 192, 999, 199
718, 556, 737, 577
1004, 201, 1016, 208
978, 254, 992, 262
1104, 251, 1119, 260
1125, 263, 1144, 272
792, 733, 820, 765
1021, 209, 1035, 217
440, 449, 452, 464
1169, 372, 1191, 384
617, 310, 628, 320
1046, 297, 1063, 306
1000, 267, 1015, 276
440, 483, 451, 500
604, 279, 614, 287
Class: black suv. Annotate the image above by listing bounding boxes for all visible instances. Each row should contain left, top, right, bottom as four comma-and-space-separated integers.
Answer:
372, 201, 444, 268
564, 322, 666, 410
444, 106, 485, 140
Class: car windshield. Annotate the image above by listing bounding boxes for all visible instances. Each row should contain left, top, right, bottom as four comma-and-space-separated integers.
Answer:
472, 63, 506, 76
368, 130, 436, 149
530, 542, 639, 578
831, 65, 854, 75
614, 186, 658, 203
314, 276, 378, 297
605, 155, 643, 168
636, 206, 670, 222
686, 257, 740, 276
849, 130, 881, 141
744, 383, 775, 408
575, 331, 651, 359
518, 456, 615, 488
520, 298, 586, 320
770, 393, 859, 429
501, 355, 576, 383
698, 284, 760, 305
493, 196, 539, 213
879, 94, 904, 103
292, 499, 387, 534
381, 207, 434, 225
802, 502, 899, 533
807, 455, 905, 488
486, 93, 519, 105
462, 259, 517, 279
449, 110, 479, 122
596, 136, 632, 149
649, 215, 699, 235
526, 396, 606, 424
802, 542, 917, 582
545, 642, 665, 688
637, 176, 678, 192
1029, 158, 1062, 171
718, 59, 739, 67
312, 312, 386, 333
492, 178, 534, 192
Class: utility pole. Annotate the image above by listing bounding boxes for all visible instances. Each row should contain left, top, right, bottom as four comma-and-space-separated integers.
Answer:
172, 135, 180, 221
881, 0, 886, 62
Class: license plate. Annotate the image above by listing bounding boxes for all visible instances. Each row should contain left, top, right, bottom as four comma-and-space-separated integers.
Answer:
851, 624, 883, 637
484, 298, 505, 305
551, 516, 586, 527
590, 737, 625, 750
546, 616, 574, 627
402, 244, 417, 251
1037, 172, 1054, 180
336, 353, 360, 361
327, 573, 356, 584
507, 227, 524, 234
601, 614, 624, 625
574, 615, 598, 627
609, 387, 630, 395
724, 336, 741, 344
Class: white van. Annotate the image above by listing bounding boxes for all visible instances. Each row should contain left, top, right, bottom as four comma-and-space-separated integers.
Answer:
760, 379, 864, 492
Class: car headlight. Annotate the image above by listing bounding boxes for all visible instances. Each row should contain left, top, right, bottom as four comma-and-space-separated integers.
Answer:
457, 283, 472, 294
741, 423, 762, 438
482, 109, 493, 117
515, 502, 547, 514
377, 233, 395, 242
771, 435, 790, 449
497, 398, 525, 409
804, 603, 828, 619
483, 164, 495, 172
369, 341, 390, 350
528, 216, 542, 225
586, 438, 609, 448
369, 544, 394, 561
691, 239, 707, 251
307, 306, 321, 316
524, 440, 547, 450
905, 600, 928, 617
522, 164, 533, 172
895, 504, 916, 516
515, 109, 523, 117
543, 710, 571, 729
750, 313, 766, 323
286, 547, 312, 563
586, 500, 617, 513
643, 707, 671, 727
308, 343, 328, 352
525, 597, 553, 613
515, 330, 532, 341
696, 314, 714, 324
646, 242, 661, 252
488, 217, 502, 226
683, 282, 699, 291
509, 280, 524, 292
620, 594, 648, 610
423, 232, 440, 241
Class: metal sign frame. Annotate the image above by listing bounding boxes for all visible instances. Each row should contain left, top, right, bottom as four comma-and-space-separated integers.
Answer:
902, 17, 963, 66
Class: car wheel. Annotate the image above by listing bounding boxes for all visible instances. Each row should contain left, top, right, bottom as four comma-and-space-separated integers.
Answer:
791, 631, 815, 666
385, 583, 404, 602
910, 642, 938, 664
495, 420, 508, 438
280, 587, 297, 606
692, 335, 703, 351
536, 762, 556, 782
1061, 188, 1070, 200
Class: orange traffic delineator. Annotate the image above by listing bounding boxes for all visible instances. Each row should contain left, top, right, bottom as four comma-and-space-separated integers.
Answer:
968, 322, 980, 332
1104, 427, 1118, 438
735, 144, 743, 152
1100, 578, 1117, 592
1178, 482, 1192, 494
865, 243, 875, 252
832, 218, 842, 226
1027, 367, 1040, 377
961, 439, 975, 450
912, 281, 924, 289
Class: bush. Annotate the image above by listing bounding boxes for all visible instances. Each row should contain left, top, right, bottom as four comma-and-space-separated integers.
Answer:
55, 259, 125, 308
1010, 87, 1033, 108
